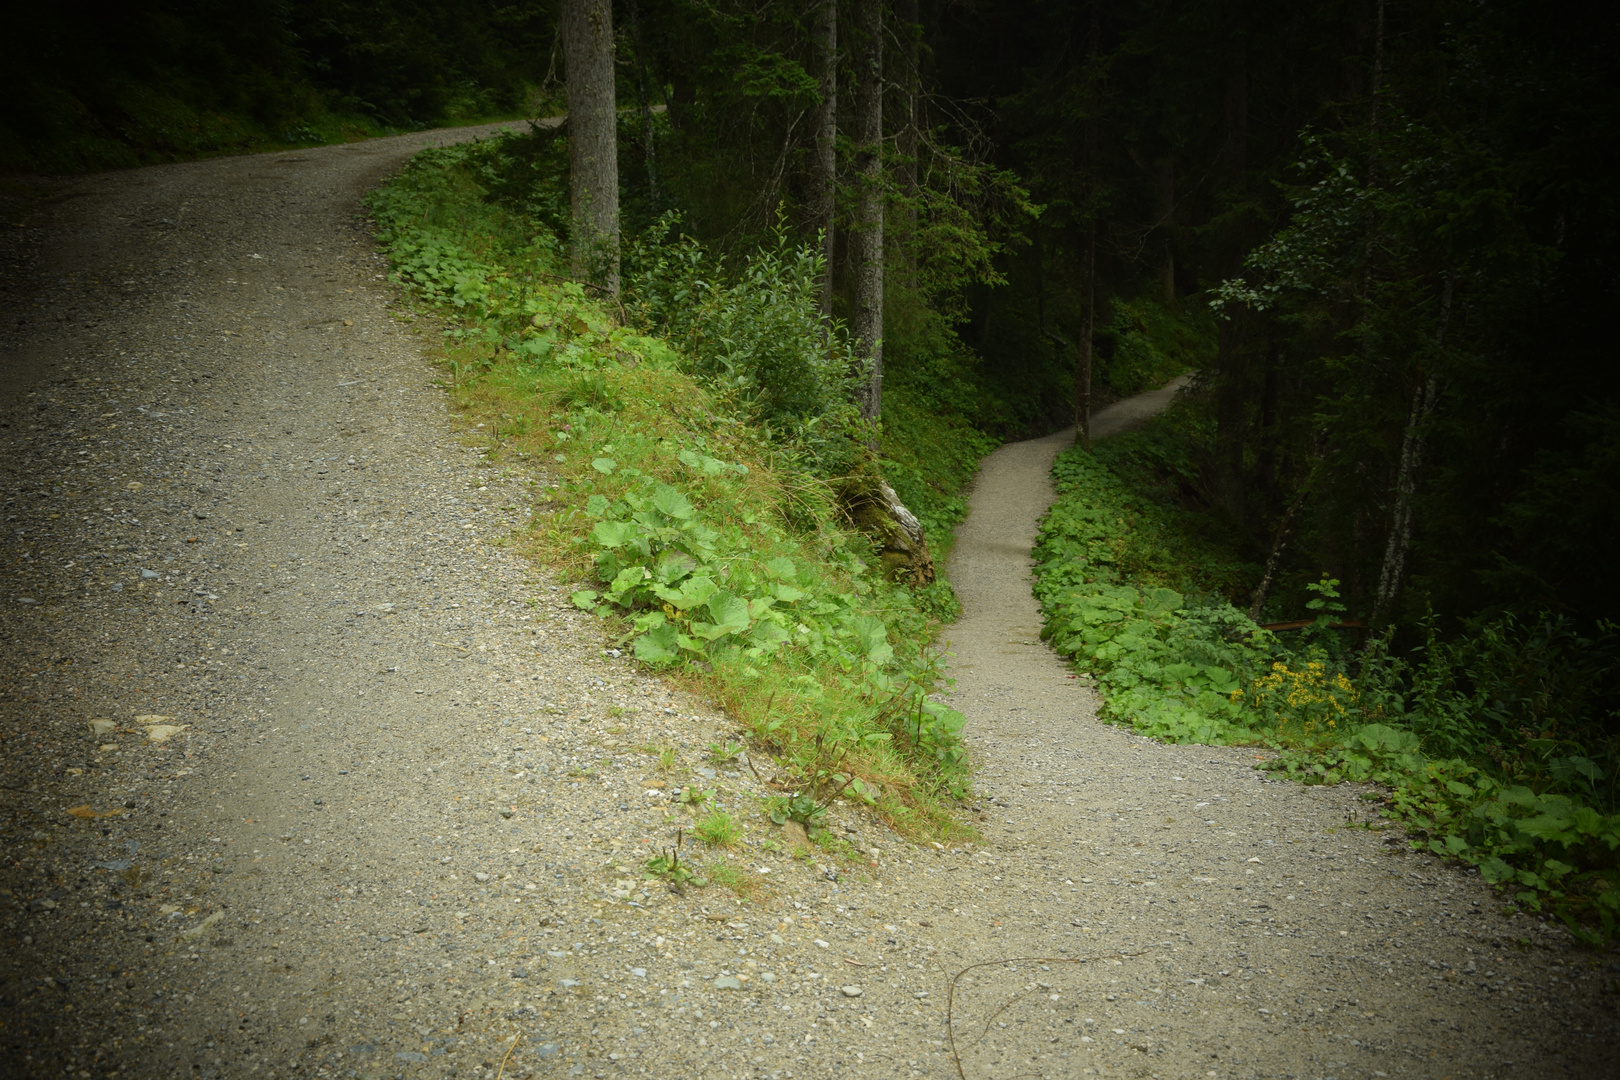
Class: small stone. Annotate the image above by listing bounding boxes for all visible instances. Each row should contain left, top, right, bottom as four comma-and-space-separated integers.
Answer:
840, 985, 863, 998
760, 972, 777, 984
88, 719, 117, 737
813, 939, 830, 949
630, 967, 647, 978
714, 976, 743, 990
499, 809, 514, 819
474, 872, 491, 882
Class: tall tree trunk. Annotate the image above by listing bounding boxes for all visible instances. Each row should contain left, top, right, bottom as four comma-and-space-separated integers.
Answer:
626, 0, 658, 203
1154, 156, 1175, 303
852, 0, 884, 424
562, 0, 619, 297
895, 0, 921, 292
1212, 10, 1249, 515
1075, 0, 1100, 448
812, 0, 838, 321
1370, 276, 1452, 628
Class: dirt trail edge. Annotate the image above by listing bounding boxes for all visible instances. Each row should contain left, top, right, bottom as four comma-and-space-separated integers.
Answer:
934, 380, 1614, 1079
0, 129, 1610, 1080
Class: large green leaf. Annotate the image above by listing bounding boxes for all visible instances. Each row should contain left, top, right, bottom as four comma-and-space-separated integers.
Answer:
634, 624, 680, 664
653, 574, 718, 611
592, 520, 640, 549
651, 484, 696, 520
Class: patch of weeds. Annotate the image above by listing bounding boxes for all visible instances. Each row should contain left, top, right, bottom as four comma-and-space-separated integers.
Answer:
766, 793, 826, 828
643, 831, 704, 893
676, 786, 715, 809
703, 858, 766, 901
707, 740, 745, 766
694, 809, 742, 848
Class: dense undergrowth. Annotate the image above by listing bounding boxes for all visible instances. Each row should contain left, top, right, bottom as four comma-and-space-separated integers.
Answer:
367, 133, 987, 844
1034, 408, 1620, 941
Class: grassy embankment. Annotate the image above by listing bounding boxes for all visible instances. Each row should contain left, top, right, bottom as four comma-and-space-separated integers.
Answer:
365, 137, 989, 873
1034, 403, 1620, 941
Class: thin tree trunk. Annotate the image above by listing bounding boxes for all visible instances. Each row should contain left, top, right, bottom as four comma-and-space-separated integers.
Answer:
1076, 0, 1099, 448
812, 0, 838, 321
895, 0, 920, 292
1249, 488, 1308, 622
626, 0, 658, 203
1154, 156, 1176, 303
852, 0, 884, 424
562, 0, 619, 297
1370, 276, 1452, 627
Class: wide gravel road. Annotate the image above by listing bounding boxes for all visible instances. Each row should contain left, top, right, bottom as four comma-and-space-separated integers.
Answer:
0, 128, 1613, 1080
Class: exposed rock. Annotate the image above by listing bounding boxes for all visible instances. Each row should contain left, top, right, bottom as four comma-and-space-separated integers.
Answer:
838, 474, 934, 586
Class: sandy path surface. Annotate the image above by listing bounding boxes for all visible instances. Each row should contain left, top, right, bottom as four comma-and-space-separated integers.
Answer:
0, 131, 1612, 1080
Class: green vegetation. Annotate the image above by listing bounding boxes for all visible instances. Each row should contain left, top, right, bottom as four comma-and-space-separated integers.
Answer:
1034, 420, 1620, 941
367, 133, 985, 839
693, 809, 743, 848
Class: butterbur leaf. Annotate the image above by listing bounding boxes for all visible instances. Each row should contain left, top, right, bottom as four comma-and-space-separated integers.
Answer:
570, 590, 600, 611
592, 520, 639, 549
848, 615, 893, 664
633, 624, 680, 665
585, 494, 612, 517
764, 557, 798, 582
772, 582, 807, 603
1478, 856, 1515, 884
703, 593, 752, 637
592, 457, 617, 474
654, 575, 718, 611
656, 548, 699, 583
651, 484, 696, 520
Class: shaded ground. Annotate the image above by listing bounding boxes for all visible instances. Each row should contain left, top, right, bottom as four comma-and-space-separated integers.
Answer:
0, 131, 1612, 1080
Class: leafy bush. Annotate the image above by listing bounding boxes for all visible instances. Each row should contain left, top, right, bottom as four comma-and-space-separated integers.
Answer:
1034, 435, 1620, 939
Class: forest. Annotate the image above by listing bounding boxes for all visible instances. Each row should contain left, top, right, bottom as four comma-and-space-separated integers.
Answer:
6, 1, 1616, 932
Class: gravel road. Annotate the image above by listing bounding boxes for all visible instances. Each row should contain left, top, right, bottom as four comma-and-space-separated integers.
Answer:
1, 127, 1613, 1080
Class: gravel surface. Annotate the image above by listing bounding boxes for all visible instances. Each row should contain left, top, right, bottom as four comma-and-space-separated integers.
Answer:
0, 127, 1613, 1080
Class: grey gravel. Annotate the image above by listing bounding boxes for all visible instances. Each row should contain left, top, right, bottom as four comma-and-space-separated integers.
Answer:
0, 123, 1613, 1080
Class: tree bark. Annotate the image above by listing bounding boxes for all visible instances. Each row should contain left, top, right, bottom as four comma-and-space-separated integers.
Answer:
811, 0, 838, 321
1075, 0, 1100, 448
852, 0, 884, 424
1154, 156, 1176, 303
895, 0, 921, 291
562, 0, 619, 297
1370, 276, 1452, 627
626, 0, 658, 203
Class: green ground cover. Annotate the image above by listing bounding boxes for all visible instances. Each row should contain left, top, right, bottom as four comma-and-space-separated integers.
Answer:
366, 134, 992, 845
1034, 409, 1620, 942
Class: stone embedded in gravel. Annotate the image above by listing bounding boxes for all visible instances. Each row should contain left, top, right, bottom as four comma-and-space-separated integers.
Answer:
714, 976, 743, 990
840, 985, 863, 998
473, 872, 491, 882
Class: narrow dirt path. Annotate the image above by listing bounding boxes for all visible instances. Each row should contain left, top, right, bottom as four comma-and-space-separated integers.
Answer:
0, 131, 1610, 1080
923, 383, 1615, 1078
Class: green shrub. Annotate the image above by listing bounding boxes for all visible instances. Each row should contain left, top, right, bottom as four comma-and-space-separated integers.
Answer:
1035, 432, 1620, 940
